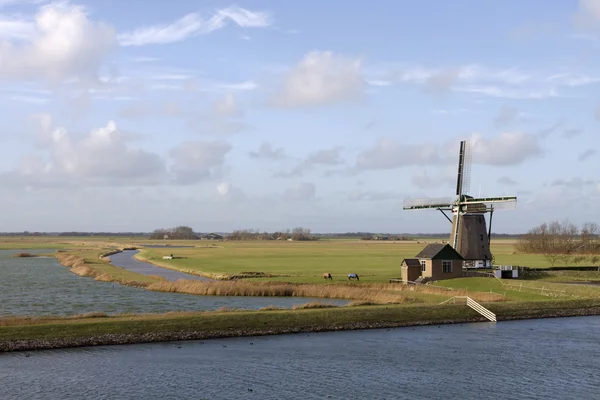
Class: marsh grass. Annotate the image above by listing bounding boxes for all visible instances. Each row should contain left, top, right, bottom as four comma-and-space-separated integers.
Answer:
12, 252, 36, 257
292, 302, 339, 309
145, 280, 419, 304
53, 251, 506, 304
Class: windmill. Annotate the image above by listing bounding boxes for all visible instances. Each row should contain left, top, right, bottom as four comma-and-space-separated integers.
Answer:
403, 140, 517, 267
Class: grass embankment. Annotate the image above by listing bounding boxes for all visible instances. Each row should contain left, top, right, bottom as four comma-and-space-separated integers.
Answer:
54, 250, 504, 304
2, 299, 600, 352
437, 277, 600, 301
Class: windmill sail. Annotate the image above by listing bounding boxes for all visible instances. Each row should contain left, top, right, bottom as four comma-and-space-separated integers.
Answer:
403, 197, 454, 210
403, 138, 518, 266
455, 140, 472, 196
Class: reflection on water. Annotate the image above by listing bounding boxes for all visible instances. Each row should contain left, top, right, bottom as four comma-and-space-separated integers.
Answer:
0, 250, 345, 316
2, 316, 600, 399
110, 250, 211, 281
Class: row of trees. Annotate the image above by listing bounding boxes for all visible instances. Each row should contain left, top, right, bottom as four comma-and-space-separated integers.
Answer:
516, 221, 600, 267
149, 226, 196, 240
228, 227, 316, 241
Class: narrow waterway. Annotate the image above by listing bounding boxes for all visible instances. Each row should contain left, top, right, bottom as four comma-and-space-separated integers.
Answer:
0, 250, 346, 316
109, 250, 211, 281
2, 316, 599, 399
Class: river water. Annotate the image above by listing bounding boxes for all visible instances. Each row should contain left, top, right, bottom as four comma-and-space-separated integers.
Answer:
2, 316, 599, 399
109, 250, 212, 281
0, 250, 345, 316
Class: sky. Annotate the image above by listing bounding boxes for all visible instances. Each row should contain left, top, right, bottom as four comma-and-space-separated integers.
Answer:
0, 0, 599, 233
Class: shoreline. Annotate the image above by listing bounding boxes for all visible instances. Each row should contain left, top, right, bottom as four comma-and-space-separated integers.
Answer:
2, 300, 600, 353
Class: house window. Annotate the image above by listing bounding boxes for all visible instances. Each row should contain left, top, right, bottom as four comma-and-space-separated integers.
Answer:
442, 260, 452, 273
421, 260, 426, 272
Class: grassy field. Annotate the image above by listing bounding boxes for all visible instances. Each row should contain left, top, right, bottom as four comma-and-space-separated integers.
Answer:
2, 235, 600, 351
133, 239, 555, 283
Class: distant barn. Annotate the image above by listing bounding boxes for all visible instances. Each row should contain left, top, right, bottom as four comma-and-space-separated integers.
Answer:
201, 233, 224, 240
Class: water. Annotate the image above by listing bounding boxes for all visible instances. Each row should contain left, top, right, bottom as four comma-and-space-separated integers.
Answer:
0, 250, 346, 316
110, 250, 211, 281
2, 316, 599, 399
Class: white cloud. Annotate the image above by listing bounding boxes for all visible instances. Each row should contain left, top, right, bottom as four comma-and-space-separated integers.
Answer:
470, 132, 543, 165
498, 176, 518, 186
0, 3, 116, 83
455, 85, 558, 99
118, 6, 271, 46
578, 149, 597, 161
169, 140, 232, 184
356, 140, 446, 170
271, 51, 365, 108
1, 119, 167, 187
212, 93, 242, 117
275, 146, 344, 177
0, 15, 35, 40
249, 142, 287, 160
373, 63, 596, 99
366, 79, 391, 87
215, 181, 246, 202
355, 132, 543, 171
216, 80, 258, 91
216, 182, 230, 196
574, 0, 600, 29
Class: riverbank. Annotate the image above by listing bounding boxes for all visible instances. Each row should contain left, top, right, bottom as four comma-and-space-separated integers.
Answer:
2, 299, 600, 352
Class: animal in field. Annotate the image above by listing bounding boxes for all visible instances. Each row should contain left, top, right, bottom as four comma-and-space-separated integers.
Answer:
347, 273, 359, 281
323, 272, 332, 280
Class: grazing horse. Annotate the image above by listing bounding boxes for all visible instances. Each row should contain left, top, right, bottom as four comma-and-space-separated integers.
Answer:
347, 273, 359, 281
323, 272, 333, 280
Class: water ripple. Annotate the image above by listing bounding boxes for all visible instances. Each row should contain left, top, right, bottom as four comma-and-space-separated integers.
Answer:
2, 317, 600, 399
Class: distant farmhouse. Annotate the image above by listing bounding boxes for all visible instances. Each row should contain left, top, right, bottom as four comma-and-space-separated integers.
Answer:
201, 233, 224, 240
401, 243, 464, 283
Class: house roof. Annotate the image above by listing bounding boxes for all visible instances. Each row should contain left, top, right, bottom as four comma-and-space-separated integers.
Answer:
415, 243, 464, 260
402, 258, 421, 267
203, 233, 223, 238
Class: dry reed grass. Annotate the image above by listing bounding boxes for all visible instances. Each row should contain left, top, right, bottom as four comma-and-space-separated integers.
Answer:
0, 312, 110, 327
292, 302, 339, 309
258, 305, 281, 311
145, 280, 417, 304
13, 252, 35, 257
53, 251, 503, 304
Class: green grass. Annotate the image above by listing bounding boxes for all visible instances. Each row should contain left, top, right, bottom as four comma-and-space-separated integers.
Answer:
135, 240, 557, 283
2, 299, 600, 350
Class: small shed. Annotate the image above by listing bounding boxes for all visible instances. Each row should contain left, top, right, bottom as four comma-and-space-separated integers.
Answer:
413, 243, 464, 281
494, 265, 519, 279
401, 258, 422, 283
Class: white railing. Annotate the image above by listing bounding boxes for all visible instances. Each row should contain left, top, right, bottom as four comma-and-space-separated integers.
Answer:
438, 296, 497, 322
466, 297, 496, 322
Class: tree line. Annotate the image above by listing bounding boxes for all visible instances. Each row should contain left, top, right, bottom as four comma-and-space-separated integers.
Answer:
516, 221, 600, 267
227, 227, 316, 241
149, 226, 197, 240
148, 226, 316, 241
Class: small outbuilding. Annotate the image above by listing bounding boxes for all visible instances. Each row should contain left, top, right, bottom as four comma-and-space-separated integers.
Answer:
401, 258, 422, 283
402, 243, 464, 283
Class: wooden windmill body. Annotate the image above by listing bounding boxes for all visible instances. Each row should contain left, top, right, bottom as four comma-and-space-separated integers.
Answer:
404, 141, 517, 267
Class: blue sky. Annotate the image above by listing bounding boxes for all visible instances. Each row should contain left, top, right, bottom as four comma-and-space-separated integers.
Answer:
0, 0, 598, 233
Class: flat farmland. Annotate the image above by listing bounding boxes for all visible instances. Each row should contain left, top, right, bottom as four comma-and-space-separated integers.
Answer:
136, 239, 551, 283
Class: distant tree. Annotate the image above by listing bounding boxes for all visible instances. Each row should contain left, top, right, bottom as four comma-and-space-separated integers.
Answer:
517, 220, 600, 267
